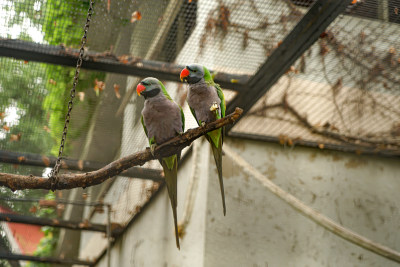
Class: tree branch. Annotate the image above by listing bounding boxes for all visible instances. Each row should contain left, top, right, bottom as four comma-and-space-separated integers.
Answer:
0, 108, 243, 191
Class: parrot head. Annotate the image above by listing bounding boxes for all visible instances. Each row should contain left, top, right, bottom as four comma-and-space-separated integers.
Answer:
136, 77, 162, 99
180, 64, 205, 84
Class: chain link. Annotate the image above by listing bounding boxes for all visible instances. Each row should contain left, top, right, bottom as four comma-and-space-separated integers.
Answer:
49, 0, 95, 191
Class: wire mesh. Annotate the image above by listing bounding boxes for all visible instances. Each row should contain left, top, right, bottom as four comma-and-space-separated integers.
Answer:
232, 0, 400, 155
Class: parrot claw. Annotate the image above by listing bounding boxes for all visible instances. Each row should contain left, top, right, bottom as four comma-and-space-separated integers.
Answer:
210, 102, 219, 112
150, 144, 157, 157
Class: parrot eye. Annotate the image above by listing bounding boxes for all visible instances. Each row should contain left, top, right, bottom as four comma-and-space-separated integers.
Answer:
193, 70, 197, 73
141, 81, 149, 86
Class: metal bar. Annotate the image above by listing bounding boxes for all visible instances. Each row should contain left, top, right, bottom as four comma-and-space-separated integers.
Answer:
0, 39, 249, 91
0, 253, 93, 266
0, 197, 107, 207
0, 213, 108, 233
0, 238, 20, 267
226, 0, 353, 127
0, 150, 163, 182
228, 132, 400, 157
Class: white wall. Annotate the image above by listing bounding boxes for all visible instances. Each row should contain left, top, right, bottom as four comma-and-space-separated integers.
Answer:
94, 137, 400, 267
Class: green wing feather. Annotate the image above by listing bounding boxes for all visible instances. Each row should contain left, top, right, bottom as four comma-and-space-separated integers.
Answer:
158, 80, 173, 100
141, 115, 155, 146
202, 66, 226, 215
179, 105, 185, 132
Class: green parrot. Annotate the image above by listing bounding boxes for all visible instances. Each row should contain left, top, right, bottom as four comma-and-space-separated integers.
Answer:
137, 77, 185, 249
180, 64, 227, 216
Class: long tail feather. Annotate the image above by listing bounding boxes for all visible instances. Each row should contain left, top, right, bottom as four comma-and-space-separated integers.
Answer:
207, 135, 226, 216
161, 156, 180, 249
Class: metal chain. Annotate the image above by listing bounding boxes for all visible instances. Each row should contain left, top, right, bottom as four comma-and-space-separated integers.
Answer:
49, 0, 95, 190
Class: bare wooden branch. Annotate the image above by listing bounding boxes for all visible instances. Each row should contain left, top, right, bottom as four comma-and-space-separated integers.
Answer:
0, 108, 243, 191
224, 145, 400, 264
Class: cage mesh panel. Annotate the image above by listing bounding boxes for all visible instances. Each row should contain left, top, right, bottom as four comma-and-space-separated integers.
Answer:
232, 1, 400, 152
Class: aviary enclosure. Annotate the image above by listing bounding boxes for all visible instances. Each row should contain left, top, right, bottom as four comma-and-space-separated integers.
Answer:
0, 0, 399, 266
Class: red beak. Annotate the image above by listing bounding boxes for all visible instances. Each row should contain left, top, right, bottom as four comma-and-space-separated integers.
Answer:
180, 68, 190, 81
136, 84, 146, 96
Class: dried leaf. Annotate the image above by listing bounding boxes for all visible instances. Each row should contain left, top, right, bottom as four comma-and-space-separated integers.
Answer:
61, 160, 68, 169
49, 79, 57, 85
29, 205, 37, 213
52, 219, 60, 225
82, 192, 88, 200
10, 133, 21, 142
94, 79, 105, 96
78, 92, 85, 102
24, 60, 28, 64
42, 156, 50, 167
79, 219, 89, 228
278, 134, 287, 145
395, 7, 399, 15
114, 84, 121, 99
18, 156, 25, 162
389, 47, 396, 54
107, 0, 111, 13
0, 112, 4, 119
78, 160, 84, 170
219, 5, 230, 34
43, 125, 51, 133
318, 143, 325, 149
242, 30, 249, 50
287, 138, 293, 146
2, 125, 10, 131
130, 11, 142, 23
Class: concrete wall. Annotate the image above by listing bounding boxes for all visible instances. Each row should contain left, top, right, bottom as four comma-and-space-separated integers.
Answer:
94, 137, 400, 267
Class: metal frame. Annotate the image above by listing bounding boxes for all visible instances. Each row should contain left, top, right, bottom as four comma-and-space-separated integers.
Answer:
0, 253, 93, 266
0, 213, 118, 233
0, 39, 249, 92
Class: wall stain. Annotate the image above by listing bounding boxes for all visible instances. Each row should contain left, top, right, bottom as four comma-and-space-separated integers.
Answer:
345, 158, 367, 168
265, 165, 277, 180
332, 154, 342, 162
309, 153, 317, 162
313, 176, 322, 181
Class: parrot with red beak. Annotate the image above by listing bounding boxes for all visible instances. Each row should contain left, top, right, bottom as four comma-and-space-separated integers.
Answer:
180, 64, 227, 216
137, 77, 185, 249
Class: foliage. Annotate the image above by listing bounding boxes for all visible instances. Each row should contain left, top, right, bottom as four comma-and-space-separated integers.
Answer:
0, 0, 104, 263
7, 0, 105, 155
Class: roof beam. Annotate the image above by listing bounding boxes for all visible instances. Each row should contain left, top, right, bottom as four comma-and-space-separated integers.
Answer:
226, 0, 353, 128
0, 213, 123, 234
0, 253, 93, 266
0, 39, 249, 91
0, 150, 163, 182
